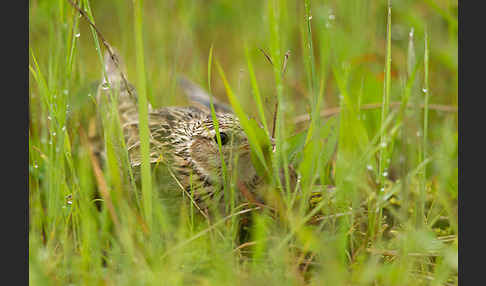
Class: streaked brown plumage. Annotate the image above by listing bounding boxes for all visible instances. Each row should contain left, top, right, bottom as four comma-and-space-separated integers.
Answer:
96, 51, 258, 206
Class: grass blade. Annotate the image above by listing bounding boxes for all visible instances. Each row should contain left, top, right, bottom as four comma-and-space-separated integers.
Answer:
133, 0, 153, 231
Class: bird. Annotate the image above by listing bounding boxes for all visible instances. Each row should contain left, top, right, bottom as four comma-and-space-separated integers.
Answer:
96, 50, 261, 211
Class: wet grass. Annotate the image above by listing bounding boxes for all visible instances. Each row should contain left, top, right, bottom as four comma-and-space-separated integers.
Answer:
29, 0, 458, 285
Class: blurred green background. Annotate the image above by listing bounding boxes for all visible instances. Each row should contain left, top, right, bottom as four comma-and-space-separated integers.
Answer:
30, 0, 457, 116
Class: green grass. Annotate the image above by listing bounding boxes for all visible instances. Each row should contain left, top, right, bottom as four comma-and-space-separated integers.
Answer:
29, 0, 458, 285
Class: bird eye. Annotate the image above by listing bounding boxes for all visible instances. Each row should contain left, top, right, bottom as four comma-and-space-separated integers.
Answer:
214, 132, 229, 145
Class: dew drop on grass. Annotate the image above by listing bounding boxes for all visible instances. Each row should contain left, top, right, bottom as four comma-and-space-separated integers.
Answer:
63, 89, 69, 95
383, 171, 388, 177
75, 33, 80, 38
52, 132, 57, 136
422, 88, 428, 93
47, 116, 52, 121
34, 164, 38, 169
308, 15, 313, 20
101, 82, 111, 90
367, 165, 373, 171
380, 187, 385, 192
66, 194, 73, 206
380, 142, 387, 148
